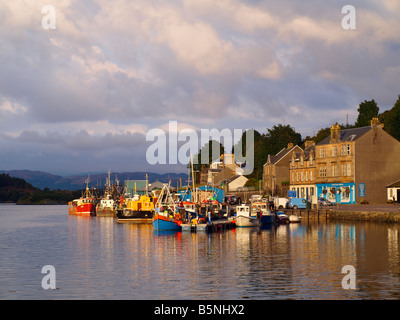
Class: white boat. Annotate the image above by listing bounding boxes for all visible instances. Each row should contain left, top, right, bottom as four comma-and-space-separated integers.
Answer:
235, 204, 260, 227
289, 215, 301, 223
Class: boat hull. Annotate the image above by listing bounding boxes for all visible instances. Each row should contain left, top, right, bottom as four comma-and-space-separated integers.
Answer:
235, 215, 260, 227
69, 203, 95, 216
289, 215, 301, 223
153, 215, 182, 231
96, 208, 116, 217
117, 209, 153, 220
260, 214, 276, 224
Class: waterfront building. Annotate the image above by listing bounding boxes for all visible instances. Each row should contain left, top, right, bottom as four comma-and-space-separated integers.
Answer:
289, 141, 316, 201
263, 143, 302, 197
386, 179, 400, 203
315, 118, 400, 204
202, 154, 245, 189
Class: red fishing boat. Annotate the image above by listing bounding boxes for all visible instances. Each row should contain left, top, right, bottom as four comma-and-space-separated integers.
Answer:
68, 177, 96, 216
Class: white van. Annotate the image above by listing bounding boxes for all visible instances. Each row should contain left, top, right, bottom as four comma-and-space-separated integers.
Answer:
274, 197, 289, 209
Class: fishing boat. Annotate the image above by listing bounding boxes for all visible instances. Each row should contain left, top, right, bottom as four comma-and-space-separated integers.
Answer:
68, 177, 96, 216
96, 171, 116, 217
153, 184, 182, 231
117, 175, 155, 223
235, 204, 260, 227
251, 200, 276, 224
180, 201, 198, 222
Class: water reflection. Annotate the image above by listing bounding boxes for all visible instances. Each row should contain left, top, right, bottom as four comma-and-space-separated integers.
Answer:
2, 206, 400, 299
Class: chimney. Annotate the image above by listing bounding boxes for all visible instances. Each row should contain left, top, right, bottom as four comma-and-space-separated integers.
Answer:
304, 140, 315, 149
287, 143, 294, 149
370, 117, 381, 127
330, 123, 341, 144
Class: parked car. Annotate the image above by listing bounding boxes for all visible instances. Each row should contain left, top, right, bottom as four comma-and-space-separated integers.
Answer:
318, 197, 333, 206
287, 198, 310, 210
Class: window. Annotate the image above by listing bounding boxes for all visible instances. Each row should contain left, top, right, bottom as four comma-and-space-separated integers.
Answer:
300, 156, 304, 166
320, 147, 326, 158
341, 144, 351, 156
292, 172, 295, 182
310, 171, 313, 181
306, 171, 309, 181
310, 154, 313, 165
301, 172, 304, 181
296, 172, 299, 181
341, 163, 350, 176
347, 163, 351, 176
332, 146, 337, 157
319, 166, 327, 177
332, 164, 337, 177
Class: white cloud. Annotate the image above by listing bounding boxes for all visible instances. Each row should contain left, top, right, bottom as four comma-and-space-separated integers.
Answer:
1, 0, 399, 174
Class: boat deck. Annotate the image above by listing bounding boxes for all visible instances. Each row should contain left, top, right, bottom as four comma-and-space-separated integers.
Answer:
181, 218, 236, 232
117, 218, 153, 224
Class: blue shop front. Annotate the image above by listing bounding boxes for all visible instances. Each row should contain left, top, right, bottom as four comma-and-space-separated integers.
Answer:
316, 182, 356, 204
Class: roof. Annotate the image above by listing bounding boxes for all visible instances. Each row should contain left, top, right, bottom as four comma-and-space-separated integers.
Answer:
317, 126, 372, 145
291, 145, 315, 162
264, 145, 300, 166
386, 179, 400, 188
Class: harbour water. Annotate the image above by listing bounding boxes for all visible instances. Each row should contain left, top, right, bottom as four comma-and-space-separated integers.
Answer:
1, 204, 400, 300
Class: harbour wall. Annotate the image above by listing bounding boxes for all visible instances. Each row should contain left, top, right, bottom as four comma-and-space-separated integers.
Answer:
285, 208, 400, 223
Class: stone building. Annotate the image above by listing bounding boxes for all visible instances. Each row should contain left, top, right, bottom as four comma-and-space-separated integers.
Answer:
289, 141, 316, 201
315, 118, 400, 204
263, 143, 302, 197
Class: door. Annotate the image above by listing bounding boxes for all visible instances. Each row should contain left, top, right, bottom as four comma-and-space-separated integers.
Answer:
397, 189, 400, 203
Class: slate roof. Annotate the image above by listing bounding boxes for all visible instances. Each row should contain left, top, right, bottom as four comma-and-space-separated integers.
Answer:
265, 145, 299, 165
317, 126, 372, 145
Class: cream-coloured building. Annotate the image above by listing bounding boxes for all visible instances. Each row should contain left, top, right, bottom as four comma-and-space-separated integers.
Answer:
289, 141, 316, 201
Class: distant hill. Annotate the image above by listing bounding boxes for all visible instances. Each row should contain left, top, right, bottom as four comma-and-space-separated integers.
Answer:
0, 170, 189, 191
0, 173, 79, 204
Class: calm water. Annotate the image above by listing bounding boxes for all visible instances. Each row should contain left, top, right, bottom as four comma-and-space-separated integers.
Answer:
1, 204, 400, 300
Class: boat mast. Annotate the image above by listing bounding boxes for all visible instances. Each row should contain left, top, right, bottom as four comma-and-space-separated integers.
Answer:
145, 173, 149, 196
190, 153, 196, 203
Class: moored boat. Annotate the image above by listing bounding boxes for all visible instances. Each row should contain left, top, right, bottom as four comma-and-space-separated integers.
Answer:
235, 204, 260, 227
117, 175, 155, 223
153, 183, 183, 231
276, 211, 290, 224
289, 214, 301, 223
251, 200, 276, 224
68, 177, 96, 216
117, 194, 155, 222
96, 171, 116, 217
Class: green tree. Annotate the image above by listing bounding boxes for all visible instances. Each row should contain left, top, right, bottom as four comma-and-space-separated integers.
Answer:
264, 124, 302, 154
355, 99, 379, 127
384, 95, 400, 141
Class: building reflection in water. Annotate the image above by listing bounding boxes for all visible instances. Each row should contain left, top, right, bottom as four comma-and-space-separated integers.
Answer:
67, 215, 400, 299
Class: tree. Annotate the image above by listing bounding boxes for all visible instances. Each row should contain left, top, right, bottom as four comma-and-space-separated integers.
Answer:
383, 95, 400, 141
264, 124, 302, 154
355, 99, 379, 127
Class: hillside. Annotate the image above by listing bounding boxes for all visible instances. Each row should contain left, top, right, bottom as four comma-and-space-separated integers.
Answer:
0, 173, 79, 204
0, 170, 189, 191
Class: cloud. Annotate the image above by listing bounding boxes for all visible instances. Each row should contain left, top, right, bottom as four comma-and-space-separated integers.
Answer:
0, 0, 399, 174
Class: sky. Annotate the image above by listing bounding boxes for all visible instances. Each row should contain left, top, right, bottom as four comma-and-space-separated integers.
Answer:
0, 0, 400, 176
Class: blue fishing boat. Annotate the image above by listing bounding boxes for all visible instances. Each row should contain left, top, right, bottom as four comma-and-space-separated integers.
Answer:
152, 183, 182, 231
153, 214, 182, 231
